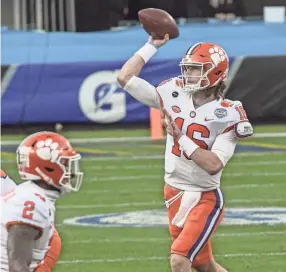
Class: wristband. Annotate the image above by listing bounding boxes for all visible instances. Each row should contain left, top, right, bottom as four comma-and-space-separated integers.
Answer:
135, 43, 158, 64
178, 135, 199, 157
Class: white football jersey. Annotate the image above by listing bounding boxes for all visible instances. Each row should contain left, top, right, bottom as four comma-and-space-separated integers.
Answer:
157, 77, 251, 191
0, 181, 55, 271
0, 170, 17, 196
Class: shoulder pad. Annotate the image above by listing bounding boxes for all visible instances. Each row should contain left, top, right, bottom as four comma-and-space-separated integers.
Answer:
222, 100, 248, 122
156, 78, 178, 96
220, 99, 242, 108
157, 78, 173, 87
220, 100, 251, 133
1, 175, 17, 196
4, 189, 50, 233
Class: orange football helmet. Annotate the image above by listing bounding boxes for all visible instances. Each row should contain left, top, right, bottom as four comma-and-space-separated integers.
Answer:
16, 131, 83, 193
179, 42, 229, 94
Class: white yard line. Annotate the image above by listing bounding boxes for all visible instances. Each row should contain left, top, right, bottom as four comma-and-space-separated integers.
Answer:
251, 133, 286, 138
57, 252, 286, 264
57, 202, 160, 209
67, 230, 286, 244
2, 152, 285, 164
86, 172, 285, 182
57, 198, 286, 209
227, 198, 286, 203
87, 174, 159, 182
79, 183, 278, 195
82, 152, 286, 161
1, 132, 286, 146
223, 183, 276, 189
88, 160, 286, 171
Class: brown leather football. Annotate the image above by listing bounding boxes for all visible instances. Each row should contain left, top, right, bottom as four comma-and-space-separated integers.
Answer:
138, 8, 179, 39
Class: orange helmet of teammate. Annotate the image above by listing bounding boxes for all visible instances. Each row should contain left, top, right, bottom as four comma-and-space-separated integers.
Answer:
16, 131, 83, 193
179, 42, 229, 94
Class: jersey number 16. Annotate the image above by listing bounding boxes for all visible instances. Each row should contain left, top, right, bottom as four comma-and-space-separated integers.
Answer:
172, 118, 210, 159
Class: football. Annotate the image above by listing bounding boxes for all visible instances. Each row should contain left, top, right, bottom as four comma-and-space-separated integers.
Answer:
138, 8, 179, 39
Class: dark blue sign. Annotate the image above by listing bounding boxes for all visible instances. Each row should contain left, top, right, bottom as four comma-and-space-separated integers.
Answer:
1, 58, 235, 125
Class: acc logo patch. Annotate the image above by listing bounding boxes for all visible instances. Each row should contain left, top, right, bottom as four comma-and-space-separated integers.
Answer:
214, 108, 227, 118
63, 207, 286, 227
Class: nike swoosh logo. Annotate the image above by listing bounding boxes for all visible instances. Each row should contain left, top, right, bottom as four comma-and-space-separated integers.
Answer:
204, 117, 214, 121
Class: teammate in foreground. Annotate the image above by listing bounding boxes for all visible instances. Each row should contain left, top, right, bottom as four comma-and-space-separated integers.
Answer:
117, 35, 253, 272
0, 132, 83, 272
0, 169, 63, 272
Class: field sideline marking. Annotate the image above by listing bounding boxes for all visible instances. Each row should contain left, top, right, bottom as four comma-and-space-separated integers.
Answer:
57, 198, 286, 209
57, 252, 286, 264
1, 132, 286, 146
81, 152, 285, 161
1, 152, 285, 164
67, 230, 286, 244
86, 172, 285, 183
77, 183, 278, 195
88, 160, 286, 170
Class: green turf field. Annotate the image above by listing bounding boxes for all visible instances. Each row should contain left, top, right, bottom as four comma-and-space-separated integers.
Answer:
1, 125, 286, 272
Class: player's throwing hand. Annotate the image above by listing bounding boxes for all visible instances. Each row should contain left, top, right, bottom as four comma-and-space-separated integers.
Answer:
148, 33, 169, 48
162, 108, 183, 140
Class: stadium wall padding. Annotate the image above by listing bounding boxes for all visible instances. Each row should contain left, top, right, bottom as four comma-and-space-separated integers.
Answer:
1, 56, 286, 125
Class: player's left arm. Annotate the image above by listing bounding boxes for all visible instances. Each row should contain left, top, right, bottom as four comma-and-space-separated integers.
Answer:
5, 192, 49, 271
7, 224, 40, 272
179, 134, 232, 175
34, 227, 62, 272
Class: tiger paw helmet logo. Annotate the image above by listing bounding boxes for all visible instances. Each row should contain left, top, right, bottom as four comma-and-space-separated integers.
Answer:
209, 47, 226, 66
35, 139, 60, 162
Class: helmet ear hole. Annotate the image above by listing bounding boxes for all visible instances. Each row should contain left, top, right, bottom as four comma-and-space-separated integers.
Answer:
215, 70, 222, 75
45, 167, 54, 172
31, 141, 37, 147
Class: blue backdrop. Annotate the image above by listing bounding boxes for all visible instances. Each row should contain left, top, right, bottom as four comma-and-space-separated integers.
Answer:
3, 20, 284, 125
1, 58, 235, 125
2, 22, 286, 64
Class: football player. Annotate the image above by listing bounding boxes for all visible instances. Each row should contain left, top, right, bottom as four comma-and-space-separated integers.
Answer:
0, 132, 83, 272
117, 34, 253, 272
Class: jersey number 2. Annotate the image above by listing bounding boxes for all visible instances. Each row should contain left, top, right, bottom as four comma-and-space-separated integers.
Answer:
171, 118, 210, 159
22, 201, 35, 219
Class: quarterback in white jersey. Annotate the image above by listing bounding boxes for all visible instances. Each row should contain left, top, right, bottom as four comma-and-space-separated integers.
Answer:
117, 35, 253, 272
0, 132, 83, 272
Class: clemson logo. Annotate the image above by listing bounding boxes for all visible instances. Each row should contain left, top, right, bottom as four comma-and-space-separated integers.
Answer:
35, 139, 60, 162
209, 47, 226, 66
